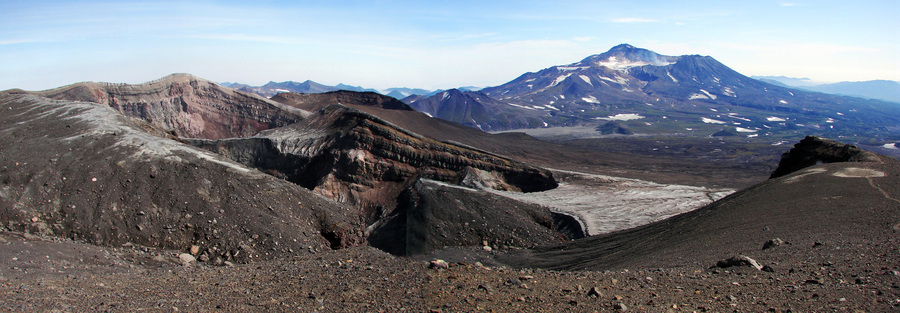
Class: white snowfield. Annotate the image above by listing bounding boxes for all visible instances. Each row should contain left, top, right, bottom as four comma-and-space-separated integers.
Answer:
595, 113, 644, 121
595, 56, 675, 71
487, 169, 733, 236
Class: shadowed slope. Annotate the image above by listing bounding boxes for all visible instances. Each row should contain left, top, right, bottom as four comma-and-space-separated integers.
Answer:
499, 138, 899, 271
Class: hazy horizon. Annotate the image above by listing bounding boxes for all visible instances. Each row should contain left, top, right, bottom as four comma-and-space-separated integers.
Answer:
2, 1, 898, 91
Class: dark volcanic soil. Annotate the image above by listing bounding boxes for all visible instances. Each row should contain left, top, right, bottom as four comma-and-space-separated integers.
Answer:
2, 228, 898, 312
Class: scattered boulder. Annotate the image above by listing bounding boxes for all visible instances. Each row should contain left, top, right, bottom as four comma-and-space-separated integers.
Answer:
770, 136, 880, 178
587, 286, 603, 298
716, 255, 763, 270
762, 238, 786, 250
428, 259, 449, 270
178, 253, 196, 265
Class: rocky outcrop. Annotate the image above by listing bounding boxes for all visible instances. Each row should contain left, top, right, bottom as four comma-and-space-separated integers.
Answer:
33, 73, 304, 139
770, 136, 881, 178
190, 104, 557, 207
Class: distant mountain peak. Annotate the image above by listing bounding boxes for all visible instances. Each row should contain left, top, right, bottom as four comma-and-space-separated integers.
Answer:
580, 44, 679, 71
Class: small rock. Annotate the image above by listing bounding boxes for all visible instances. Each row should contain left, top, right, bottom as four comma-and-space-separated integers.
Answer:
178, 253, 196, 264
587, 286, 602, 298
482, 245, 492, 252
762, 265, 775, 272
716, 255, 763, 270
506, 278, 523, 286
190, 245, 200, 255
614, 302, 628, 311
804, 278, 824, 285
477, 284, 494, 293
762, 238, 786, 250
429, 260, 449, 269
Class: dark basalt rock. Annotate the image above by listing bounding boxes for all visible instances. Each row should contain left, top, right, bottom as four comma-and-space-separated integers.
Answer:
770, 136, 881, 178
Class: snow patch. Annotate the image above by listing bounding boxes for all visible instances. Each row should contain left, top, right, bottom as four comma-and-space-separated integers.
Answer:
441, 92, 450, 101
883, 143, 897, 149
667, 71, 678, 83
766, 116, 786, 122
702, 117, 725, 124
423, 112, 432, 118
689, 93, 709, 100
596, 56, 674, 71
722, 87, 736, 97
735, 127, 757, 133
779, 100, 788, 104
825, 118, 835, 123
486, 169, 733, 235
727, 113, 751, 122
700, 89, 717, 100
598, 75, 628, 85
582, 96, 600, 103
556, 66, 590, 71
579, 75, 593, 86
507, 103, 536, 110
549, 73, 574, 87
596, 113, 644, 121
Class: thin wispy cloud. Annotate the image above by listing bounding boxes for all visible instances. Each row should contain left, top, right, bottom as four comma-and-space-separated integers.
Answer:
0, 39, 41, 45
610, 17, 659, 23
183, 34, 297, 44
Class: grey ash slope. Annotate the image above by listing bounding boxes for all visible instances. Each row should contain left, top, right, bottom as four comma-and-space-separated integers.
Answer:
0, 92, 357, 263
498, 136, 900, 271
412, 44, 900, 139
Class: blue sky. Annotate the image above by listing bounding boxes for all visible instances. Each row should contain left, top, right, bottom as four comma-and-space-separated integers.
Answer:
1, 1, 897, 91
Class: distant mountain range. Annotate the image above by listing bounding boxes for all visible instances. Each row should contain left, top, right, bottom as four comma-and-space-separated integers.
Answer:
403, 44, 900, 140
753, 76, 900, 104
220, 81, 446, 99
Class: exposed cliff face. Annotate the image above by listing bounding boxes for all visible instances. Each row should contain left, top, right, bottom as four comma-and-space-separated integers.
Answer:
188, 104, 562, 253
770, 136, 881, 178
33, 74, 305, 140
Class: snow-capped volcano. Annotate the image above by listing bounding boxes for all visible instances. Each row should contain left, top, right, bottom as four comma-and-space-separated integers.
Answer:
408, 44, 900, 139
579, 44, 679, 71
